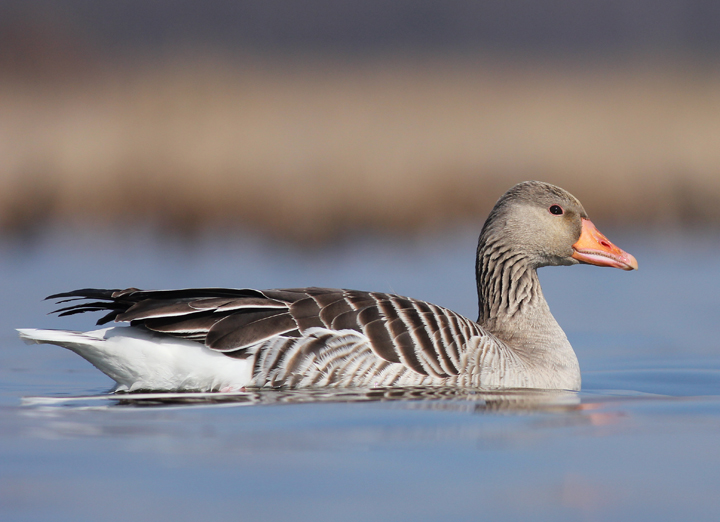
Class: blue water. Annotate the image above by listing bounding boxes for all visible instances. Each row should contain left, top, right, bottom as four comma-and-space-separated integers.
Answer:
1, 225, 719, 521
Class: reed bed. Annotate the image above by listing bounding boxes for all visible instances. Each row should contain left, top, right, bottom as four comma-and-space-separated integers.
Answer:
2, 56, 719, 241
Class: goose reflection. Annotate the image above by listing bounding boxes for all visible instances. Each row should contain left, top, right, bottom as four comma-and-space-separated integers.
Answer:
26, 386, 583, 411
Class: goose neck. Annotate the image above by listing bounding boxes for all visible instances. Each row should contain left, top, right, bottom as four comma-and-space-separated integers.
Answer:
475, 237, 540, 330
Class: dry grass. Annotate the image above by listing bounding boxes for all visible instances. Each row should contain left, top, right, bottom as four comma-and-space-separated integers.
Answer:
2, 55, 720, 241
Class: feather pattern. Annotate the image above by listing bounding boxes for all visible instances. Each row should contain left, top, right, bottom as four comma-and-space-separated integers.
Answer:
43, 286, 486, 387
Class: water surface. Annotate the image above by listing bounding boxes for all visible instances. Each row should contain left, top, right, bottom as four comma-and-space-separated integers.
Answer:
1, 226, 719, 521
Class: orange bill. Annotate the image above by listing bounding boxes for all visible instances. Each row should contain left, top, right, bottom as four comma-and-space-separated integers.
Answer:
571, 219, 638, 270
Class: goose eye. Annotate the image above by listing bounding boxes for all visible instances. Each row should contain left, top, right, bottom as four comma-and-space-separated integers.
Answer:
549, 205, 564, 215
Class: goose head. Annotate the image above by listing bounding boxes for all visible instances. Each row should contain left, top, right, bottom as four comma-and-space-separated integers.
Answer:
479, 181, 637, 271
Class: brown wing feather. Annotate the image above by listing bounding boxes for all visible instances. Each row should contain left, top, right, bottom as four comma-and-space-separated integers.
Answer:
117, 299, 201, 322
318, 297, 355, 326
330, 310, 362, 330
288, 297, 325, 330
207, 311, 297, 351
362, 319, 401, 363
48, 286, 483, 380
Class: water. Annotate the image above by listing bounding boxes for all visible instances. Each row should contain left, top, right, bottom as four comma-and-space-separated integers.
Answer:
2, 225, 720, 521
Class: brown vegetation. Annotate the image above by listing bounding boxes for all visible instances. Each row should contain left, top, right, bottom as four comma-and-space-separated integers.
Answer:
1, 56, 719, 241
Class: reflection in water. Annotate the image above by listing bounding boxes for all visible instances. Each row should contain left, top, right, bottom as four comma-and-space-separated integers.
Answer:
23, 386, 581, 412
14, 386, 636, 457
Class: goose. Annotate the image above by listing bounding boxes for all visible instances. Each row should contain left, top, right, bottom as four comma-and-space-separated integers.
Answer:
18, 181, 637, 392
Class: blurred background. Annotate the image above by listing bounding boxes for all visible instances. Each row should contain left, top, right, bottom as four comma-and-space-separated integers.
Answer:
2, 0, 720, 242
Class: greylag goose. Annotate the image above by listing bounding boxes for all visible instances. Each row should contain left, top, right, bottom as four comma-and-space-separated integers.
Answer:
18, 181, 637, 392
